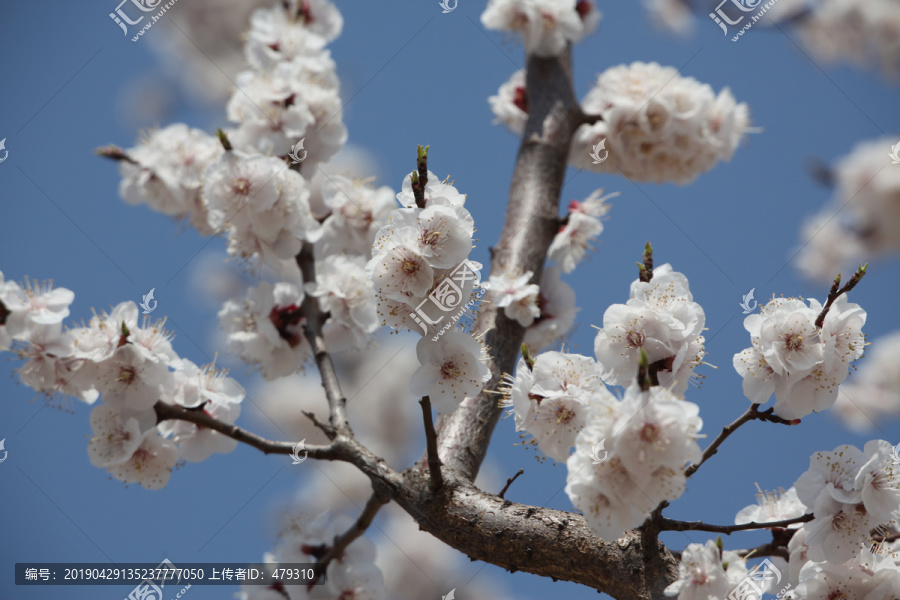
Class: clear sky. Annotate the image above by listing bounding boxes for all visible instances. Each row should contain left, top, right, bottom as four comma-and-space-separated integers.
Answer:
0, 1, 898, 600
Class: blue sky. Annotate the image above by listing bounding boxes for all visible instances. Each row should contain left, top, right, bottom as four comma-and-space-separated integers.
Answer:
0, 1, 898, 599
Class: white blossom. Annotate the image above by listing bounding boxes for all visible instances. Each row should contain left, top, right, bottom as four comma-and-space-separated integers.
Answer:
489, 69, 528, 135
481, 0, 601, 57
107, 429, 179, 490
484, 270, 541, 327
409, 331, 490, 413
118, 124, 222, 235
572, 62, 751, 184
523, 266, 578, 352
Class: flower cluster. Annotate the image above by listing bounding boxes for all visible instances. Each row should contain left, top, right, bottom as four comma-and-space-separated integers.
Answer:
593, 263, 706, 397
571, 62, 751, 184
796, 137, 900, 282
833, 331, 900, 431
481, 0, 601, 57
565, 383, 703, 540
795, 0, 900, 80
236, 512, 388, 600
364, 168, 490, 413
228, 0, 346, 163
503, 347, 704, 540
548, 189, 616, 273
116, 124, 223, 235
0, 274, 245, 489
664, 540, 752, 599
783, 440, 900, 598
733, 293, 866, 420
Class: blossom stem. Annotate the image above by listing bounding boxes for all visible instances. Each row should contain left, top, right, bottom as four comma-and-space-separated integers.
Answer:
814, 263, 867, 329
684, 404, 796, 478
497, 469, 524, 499
419, 395, 444, 491
296, 243, 351, 432
153, 400, 336, 458
310, 490, 390, 585
659, 513, 813, 534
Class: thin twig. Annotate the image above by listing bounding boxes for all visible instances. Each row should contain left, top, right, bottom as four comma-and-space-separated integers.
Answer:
737, 542, 790, 560
419, 396, 444, 492
497, 469, 524, 499
154, 401, 334, 458
659, 513, 813, 534
311, 491, 390, 585
296, 243, 350, 432
685, 404, 798, 478
814, 264, 867, 329
411, 145, 429, 209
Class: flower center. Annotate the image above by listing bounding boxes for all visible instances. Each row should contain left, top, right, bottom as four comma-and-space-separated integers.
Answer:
440, 360, 461, 380
782, 332, 803, 351
233, 177, 252, 195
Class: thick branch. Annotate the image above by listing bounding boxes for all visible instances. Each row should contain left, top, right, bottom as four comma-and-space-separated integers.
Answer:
685, 404, 797, 478
392, 474, 678, 600
312, 490, 390, 584
430, 47, 586, 482
660, 514, 813, 534
296, 243, 350, 432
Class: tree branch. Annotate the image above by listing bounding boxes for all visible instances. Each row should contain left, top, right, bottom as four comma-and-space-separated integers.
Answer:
659, 513, 813, 534
419, 396, 444, 492
737, 542, 790, 560
296, 243, 350, 433
392, 474, 678, 600
311, 490, 390, 584
814, 264, 867, 329
685, 403, 798, 478
430, 47, 585, 483
154, 400, 336, 458
497, 469, 523, 499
